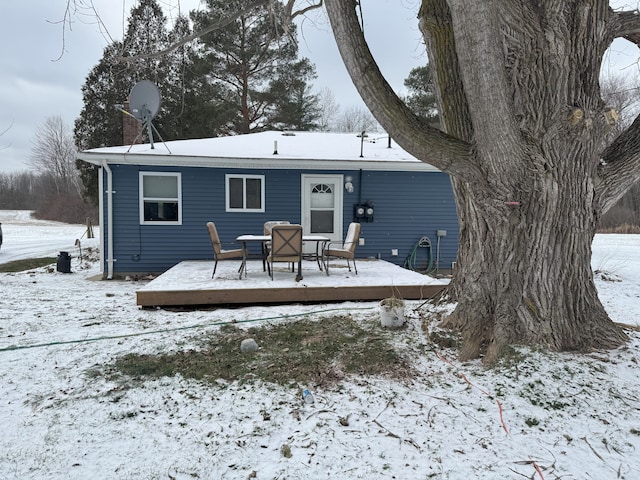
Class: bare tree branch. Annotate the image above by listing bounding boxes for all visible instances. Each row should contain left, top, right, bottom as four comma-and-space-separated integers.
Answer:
0, 119, 13, 152
0, 119, 13, 138
286, 0, 323, 20
114, 0, 323, 62
323, 0, 479, 183
55, 1, 115, 61
610, 9, 640, 47
119, 0, 269, 61
598, 113, 640, 212
50, 0, 74, 61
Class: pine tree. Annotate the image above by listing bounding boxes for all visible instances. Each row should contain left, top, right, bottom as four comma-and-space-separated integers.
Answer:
118, 0, 171, 136
267, 58, 320, 131
75, 0, 174, 204
161, 15, 238, 139
403, 65, 439, 126
192, 0, 317, 134
74, 42, 128, 205
75, 0, 320, 204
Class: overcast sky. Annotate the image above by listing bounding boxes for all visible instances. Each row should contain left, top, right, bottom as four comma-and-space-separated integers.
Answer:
1, 1, 638, 173
0, 0, 427, 173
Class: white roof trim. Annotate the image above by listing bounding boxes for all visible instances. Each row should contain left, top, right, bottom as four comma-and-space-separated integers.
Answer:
76, 131, 441, 173
76, 152, 440, 172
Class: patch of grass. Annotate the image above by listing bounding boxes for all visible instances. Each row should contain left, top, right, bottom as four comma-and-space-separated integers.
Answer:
104, 315, 413, 388
0, 257, 57, 273
495, 345, 526, 367
547, 400, 568, 410
280, 444, 292, 458
525, 417, 540, 427
521, 380, 571, 411
429, 329, 460, 349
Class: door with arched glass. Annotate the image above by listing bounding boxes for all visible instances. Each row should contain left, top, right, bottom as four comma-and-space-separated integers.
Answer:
301, 174, 343, 250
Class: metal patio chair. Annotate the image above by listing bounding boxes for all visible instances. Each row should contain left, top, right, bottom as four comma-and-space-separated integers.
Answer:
322, 222, 361, 275
267, 224, 303, 281
206, 221, 246, 279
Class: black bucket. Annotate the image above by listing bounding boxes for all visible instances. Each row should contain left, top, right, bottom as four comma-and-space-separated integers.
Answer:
57, 251, 71, 273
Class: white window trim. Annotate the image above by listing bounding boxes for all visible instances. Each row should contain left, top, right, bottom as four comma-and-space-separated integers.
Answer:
225, 174, 265, 212
139, 171, 182, 225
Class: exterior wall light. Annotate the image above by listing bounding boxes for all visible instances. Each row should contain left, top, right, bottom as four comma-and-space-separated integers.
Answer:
344, 175, 354, 193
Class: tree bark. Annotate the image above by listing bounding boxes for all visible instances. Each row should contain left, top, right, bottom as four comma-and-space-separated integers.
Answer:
325, 0, 634, 362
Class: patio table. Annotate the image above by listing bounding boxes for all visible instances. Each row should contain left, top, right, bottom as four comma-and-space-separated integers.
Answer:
236, 234, 329, 277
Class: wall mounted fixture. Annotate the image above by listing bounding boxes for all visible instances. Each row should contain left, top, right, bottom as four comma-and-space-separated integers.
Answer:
344, 175, 354, 193
354, 200, 374, 222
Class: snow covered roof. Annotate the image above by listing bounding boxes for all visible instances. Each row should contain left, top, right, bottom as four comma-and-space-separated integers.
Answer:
77, 131, 440, 172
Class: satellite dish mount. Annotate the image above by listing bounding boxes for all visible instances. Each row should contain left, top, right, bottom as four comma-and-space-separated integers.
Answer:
124, 80, 169, 152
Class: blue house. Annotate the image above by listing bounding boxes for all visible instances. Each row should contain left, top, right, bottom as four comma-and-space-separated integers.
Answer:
77, 131, 458, 279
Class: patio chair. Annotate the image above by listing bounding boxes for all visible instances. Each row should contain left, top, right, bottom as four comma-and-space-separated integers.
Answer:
262, 221, 290, 271
267, 224, 303, 281
206, 221, 246, 279
322, 222, 361, 276
264, 220, 291, 235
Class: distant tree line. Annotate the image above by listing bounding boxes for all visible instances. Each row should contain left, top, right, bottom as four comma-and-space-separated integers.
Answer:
0, 170, 96, 224
0, 116, 96, 224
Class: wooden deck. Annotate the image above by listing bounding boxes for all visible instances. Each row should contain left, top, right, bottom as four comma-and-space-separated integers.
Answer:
136, 259, 447, 307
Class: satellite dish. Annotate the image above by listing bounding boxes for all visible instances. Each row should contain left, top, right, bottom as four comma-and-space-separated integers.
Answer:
129, 80, 161, 122
128, 80, 163, 150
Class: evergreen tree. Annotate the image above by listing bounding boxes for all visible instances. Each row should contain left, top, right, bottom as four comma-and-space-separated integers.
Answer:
117, 0, 171, 136
161, 15, 238, 139
75, 42, 127, 151
191, 0, 317, 134
403, 65, 439, 125
267, 58, 319, 131
75, 0, 174, 204
75, 0, 320, 204
74, 42, 128, 205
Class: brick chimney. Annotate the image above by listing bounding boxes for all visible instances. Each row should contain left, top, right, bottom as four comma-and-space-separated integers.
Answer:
123, 100, 142, 146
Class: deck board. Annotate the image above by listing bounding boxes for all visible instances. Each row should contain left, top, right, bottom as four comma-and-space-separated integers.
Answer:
136, 259, 448, 307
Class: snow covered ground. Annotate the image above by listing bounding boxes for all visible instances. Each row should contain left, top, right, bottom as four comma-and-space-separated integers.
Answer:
1, 210, 639, 479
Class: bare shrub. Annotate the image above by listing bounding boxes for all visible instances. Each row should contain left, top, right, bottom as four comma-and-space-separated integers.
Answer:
33, 193, 98, 225
598, 205, 640, 231
597, 223, 640, 234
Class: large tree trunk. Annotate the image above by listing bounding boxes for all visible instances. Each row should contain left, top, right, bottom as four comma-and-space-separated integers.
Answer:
448, 137, 628, 361
324, 0, 631, 362
417, 0, 627, 360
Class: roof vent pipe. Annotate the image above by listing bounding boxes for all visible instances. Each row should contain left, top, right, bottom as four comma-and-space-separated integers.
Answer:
359, 131, 367, 157
388, 135, 391, 148
273, 140, 278, 155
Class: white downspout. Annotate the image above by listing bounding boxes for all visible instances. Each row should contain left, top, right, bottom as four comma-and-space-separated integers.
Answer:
101, 160, 114, 279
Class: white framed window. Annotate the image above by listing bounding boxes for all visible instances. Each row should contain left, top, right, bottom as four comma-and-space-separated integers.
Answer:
226, 174, 265, 212
139, 172, 182, 225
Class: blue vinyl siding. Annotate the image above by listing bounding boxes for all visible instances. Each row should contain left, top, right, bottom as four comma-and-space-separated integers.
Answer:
102, 165, 458, 274
342, 170, 458, 269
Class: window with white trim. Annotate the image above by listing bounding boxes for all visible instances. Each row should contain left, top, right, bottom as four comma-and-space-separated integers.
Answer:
139, 172, 182, 224
226, 174, 265, 212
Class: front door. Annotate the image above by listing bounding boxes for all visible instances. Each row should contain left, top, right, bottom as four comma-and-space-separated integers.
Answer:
301, 175, 343, 252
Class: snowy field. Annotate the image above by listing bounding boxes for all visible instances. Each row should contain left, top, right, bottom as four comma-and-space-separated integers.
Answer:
1, 210, 639, 479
